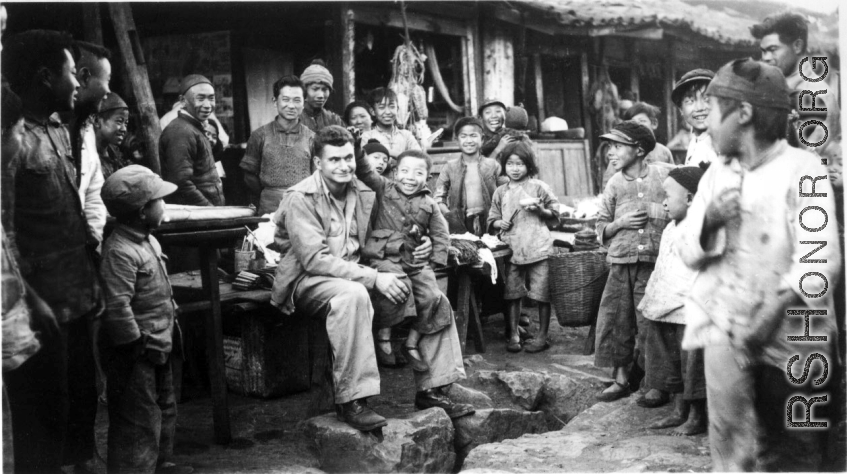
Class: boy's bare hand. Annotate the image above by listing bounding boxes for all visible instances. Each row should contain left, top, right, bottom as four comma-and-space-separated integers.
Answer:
439, 203, 450, 216
496, 219, 512, 231
615, 210, 648, 230
412, 236, 433, 262
375, 273, 410, 304
705, 188, 741, 229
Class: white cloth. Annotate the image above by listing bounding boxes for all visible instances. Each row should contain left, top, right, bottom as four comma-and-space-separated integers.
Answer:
79, 123, 106, 242
684, 132, 717, 166
637, 221, 697, 324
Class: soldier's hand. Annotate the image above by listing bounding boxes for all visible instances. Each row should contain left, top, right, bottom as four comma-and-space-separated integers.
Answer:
375, 273, 410, 305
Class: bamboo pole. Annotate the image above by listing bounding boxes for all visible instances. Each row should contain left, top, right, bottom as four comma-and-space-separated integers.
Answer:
108, 3, 162, 174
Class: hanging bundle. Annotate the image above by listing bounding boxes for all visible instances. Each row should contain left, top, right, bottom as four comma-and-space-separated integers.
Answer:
389, 1, 431, 141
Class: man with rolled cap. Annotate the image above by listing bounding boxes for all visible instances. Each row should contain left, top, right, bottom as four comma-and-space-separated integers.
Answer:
159, 74, 224, 206
95, 92, 133, 180
299, 59, 345, 133
671, 68, 717, 166
677, 58, 841, 471
100, 165, 193, 474
638, 164, 708, 435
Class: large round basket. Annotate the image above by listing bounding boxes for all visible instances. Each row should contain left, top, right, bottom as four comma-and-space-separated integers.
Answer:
549, 248, 609, 327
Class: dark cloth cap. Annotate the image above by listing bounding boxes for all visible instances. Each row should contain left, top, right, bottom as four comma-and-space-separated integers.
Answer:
478, 97, 507, 116
453, 116, 485, 137
668, 165, 707, 194
671, 69, 715, 107
102, 165, 177, 215
600, 120, 656, 154
99, 92, 128, 114
707, 58, 790, 110
179, 74, 212, 96
362, 139, 389, 157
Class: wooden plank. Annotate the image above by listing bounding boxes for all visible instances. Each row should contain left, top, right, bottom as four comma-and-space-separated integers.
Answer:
491, 5, 561, 36
341, 6, 355, 106
198, 244, 232, 445
352, 5, 468, 37
534, 53, 545, 124
108, 3, 162, 174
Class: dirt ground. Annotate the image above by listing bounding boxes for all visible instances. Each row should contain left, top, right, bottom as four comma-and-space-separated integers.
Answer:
85, 307, 599, 473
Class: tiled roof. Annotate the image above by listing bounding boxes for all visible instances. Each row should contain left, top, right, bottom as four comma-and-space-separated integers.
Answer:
519, 0, 766, 47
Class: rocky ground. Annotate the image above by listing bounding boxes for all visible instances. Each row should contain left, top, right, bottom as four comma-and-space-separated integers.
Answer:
83, 307, 715, 473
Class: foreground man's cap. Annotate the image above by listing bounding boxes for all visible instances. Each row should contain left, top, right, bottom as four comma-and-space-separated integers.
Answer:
707, 58, 790, 110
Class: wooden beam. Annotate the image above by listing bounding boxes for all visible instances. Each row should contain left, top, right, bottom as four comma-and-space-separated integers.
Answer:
491, 5, 561, 36
82, 4, 103, 45
352, 5, 468, 37
533, 53, 545, 124
108, 3, 162, 174
341, 7, 355, 106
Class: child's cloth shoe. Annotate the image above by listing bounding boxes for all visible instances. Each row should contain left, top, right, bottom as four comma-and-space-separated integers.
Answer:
401, 345, 429, 372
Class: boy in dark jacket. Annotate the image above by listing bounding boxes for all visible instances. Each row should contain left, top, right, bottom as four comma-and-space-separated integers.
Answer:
100, 165, 192, 474
356, 147, 462, 389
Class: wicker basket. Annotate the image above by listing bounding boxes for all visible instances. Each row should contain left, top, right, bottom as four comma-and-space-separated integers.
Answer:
549, 248, 609, 327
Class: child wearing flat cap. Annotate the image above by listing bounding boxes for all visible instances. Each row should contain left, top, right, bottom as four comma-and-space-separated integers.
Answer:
677, 58, 841, 471
99, 166, 193, 474
637, 164, 708, 435
594, 120, 670, 402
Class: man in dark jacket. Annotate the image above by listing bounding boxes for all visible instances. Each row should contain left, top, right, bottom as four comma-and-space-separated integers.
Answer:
2, 29, 102, 473
159, 74, 224, 206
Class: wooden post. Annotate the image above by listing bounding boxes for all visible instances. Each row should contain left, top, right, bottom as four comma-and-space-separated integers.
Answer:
81, 4, 103, 45
482, 23, 514, 106
579, 50, 593, 145
664, 38, 677, 144
461, 39, 471, 114
340, 7, 355, 106
467, 23, 480, 115
533, 53, 545, 124
629, 40, 639, 100
198, 244, 232, 445
109, 3, 162, 174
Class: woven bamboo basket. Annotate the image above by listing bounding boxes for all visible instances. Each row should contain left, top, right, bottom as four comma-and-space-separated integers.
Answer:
549, 248, 609, 327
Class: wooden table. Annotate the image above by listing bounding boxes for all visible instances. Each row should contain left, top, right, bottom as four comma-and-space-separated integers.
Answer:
447, 246, 511, 355
155, 216, 267, 445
